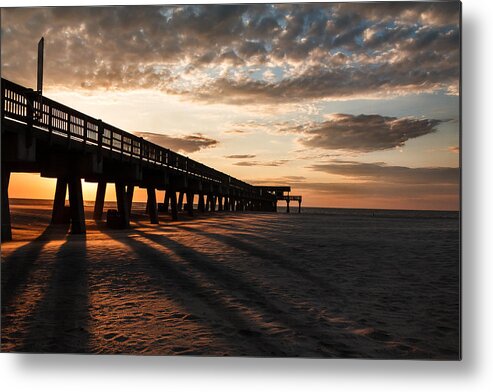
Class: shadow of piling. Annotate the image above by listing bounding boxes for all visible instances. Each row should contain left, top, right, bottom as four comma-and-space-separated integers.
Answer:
136, 229, 356, 357
1, 224, 70, 310
18, 235, 90, 353
102, 227, 295, 357
177, 224, 340, 295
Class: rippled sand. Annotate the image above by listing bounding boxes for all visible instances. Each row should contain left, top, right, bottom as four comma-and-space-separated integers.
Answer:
1, 201, 460, 358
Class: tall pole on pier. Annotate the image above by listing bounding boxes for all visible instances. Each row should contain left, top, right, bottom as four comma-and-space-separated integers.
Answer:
32, 37, 44, 121
37, 37, 44, 95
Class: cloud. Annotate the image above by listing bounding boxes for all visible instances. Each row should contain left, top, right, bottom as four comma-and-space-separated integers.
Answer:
249, 175, 306, 185
224, 154, 256, 159
279, 114, 444, 152
233, 160, 289, 167
133, 131, 218, 153
1, 3, 460, 104
294, 151, 345, 160
309, 160, 459, 185
448, 146, 460, 154
223, 120, 279, 135
283, 175, 306, 181
188, 53, 459, 104
224, 129, 249, 134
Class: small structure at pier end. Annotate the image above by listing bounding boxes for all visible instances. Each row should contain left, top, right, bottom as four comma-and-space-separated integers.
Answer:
1, 78, 302, 241
255, 186, 302, 213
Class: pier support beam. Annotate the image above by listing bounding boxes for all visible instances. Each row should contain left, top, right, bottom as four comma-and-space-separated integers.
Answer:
115, 182, 130, 228
186, 192, 194, 216
205, 194, 211, 212
286, 200, 290, 213
163, 190, 170, 213
170, 190, 178, 221
68, 177, 86, 234
177, 192, 184, 211
210, 195, 216, 212
147, 187, 159, 224
218, 196, 223, 211
52, 178, 68, 224
126, 185, 134, 214
93, 181, 106, 221
1, 168, 12, 241
298, 200, 301, 213
198, 193, 205, 212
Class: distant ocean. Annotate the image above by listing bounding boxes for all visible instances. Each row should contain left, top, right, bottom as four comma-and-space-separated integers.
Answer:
9, 198, 459, 220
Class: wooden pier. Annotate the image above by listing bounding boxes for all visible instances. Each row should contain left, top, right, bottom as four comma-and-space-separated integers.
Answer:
1, 78, 301, 241
256, 186, 302, 213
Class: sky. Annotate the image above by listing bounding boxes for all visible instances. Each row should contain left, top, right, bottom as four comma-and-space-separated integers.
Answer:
1, 1, 460, 210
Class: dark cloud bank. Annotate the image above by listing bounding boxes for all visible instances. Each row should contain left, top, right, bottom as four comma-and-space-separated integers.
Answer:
133, 131, 218, 153
234, 160, 289, 167
224, 154, 256, 159
309, 160, 459, 186
281, 113, 445, 152
2, 3, 460, 104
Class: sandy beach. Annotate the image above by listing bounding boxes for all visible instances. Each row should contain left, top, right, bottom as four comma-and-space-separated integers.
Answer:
1, 199, 460, 358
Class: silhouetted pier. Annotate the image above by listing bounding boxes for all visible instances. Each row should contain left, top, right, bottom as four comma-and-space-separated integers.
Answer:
256, 186, 302, 213
1, 78, 302, 241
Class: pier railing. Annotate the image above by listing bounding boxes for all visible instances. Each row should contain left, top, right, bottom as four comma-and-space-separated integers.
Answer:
1, 78, 258, 194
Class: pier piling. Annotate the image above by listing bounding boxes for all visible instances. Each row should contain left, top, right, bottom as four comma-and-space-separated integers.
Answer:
1, 168, 12, 241
52, 178, 68, 224
115, 182, 130, 228
146, 187, 159, 224
93, 181, 106, 221
67, 177, 86, 234
170, 189, 178, 221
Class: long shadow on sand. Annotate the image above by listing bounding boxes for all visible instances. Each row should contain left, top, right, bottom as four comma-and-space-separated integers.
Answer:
177, 224, 340, 295
103, 227, 302, 357
1, 224, 70, 310
18, 235, 90, 353
136, 229, 359, 358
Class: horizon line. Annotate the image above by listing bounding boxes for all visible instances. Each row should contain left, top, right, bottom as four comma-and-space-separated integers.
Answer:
8, 197, 460, 213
